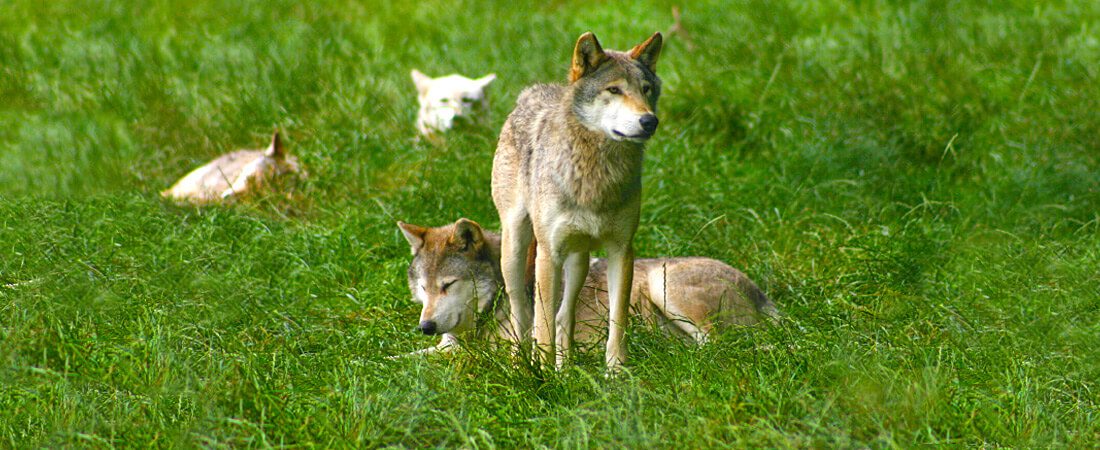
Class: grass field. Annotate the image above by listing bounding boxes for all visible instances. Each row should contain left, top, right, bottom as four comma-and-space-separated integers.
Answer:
2, 0, 1099, 446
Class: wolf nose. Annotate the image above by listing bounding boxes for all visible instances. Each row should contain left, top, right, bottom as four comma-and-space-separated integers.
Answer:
639, 114, 659, 134
418, 320, 438, 335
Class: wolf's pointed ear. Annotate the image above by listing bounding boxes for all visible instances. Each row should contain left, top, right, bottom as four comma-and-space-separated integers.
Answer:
630, 32, 663, 73
570, 32, 608, 82
476, 73, 497, 89
411, 69, 432, 96
398, 221, 428, 254
451, 218, 484, 251
264, 131, 285, 158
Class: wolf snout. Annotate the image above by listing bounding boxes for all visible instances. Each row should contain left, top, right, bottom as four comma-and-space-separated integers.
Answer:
639, 114, 659, 135
418, 320, 438, 335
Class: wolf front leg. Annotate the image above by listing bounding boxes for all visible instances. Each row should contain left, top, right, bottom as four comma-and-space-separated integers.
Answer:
499, 212, 534, 344
533, 241, 564, 367
604, 243, 635, 372
556, 251, 590, 368
389, 333, 458, 359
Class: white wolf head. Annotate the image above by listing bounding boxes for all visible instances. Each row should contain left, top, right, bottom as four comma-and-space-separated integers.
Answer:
411, 70, 497, 137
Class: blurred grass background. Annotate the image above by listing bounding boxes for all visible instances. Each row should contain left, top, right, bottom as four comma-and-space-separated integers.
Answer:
1, 0, 1098, 446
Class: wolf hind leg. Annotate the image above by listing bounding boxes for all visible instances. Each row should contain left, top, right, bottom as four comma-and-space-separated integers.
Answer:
500, 210, 534, 344
645, 266, 710, 344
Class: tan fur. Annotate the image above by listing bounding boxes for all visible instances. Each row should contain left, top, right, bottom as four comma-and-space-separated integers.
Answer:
570, 33, 610, 83
162, 132, 301, 204
578, 258, 778, 343
620, 94, 650, 113
393, 220, 778, 358
491, 31, 664, 371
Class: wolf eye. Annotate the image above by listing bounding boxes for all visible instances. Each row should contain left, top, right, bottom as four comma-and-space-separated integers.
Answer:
441, 280, 456, 292
606, 86, 622, 95
642, 85, 652, 94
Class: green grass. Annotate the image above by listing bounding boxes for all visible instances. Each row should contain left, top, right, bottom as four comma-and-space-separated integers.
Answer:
2, 0, 1099, 446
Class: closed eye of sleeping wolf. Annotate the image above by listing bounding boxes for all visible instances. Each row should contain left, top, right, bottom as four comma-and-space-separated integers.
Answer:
491, 31, 664, 371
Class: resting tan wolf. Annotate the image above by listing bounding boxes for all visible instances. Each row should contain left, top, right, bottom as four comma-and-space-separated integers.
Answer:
395, 219, 777, 357
162, 131, 300, 204
491, 31, 664, 369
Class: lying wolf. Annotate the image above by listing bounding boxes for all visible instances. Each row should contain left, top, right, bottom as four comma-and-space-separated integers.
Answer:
395, 218, 778, 356
162, 131, 301, 204
411, 69, 496, 137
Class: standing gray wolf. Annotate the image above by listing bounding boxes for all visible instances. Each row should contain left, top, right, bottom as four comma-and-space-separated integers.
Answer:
491, 31, 664, 370
162, 131, 301, 204
411, 69, 497, 137
394, 219, 778, 356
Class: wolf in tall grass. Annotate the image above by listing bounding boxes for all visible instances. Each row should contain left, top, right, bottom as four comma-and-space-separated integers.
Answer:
395, 219, 778, 357
491, 31, 664, 370
162, 132, 301, 204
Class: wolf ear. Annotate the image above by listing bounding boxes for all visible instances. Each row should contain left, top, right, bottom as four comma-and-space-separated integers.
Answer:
411, 69, 432, 96
451, 218, 484, 251
475, 73, 497, 89
629, 32, 663, 73
570, 32, 608, 82
264, 131, 285, 158
398, 221, 428, 254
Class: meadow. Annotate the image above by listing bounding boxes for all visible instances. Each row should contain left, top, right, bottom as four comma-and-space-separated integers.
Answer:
1, 0, 1098, 446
